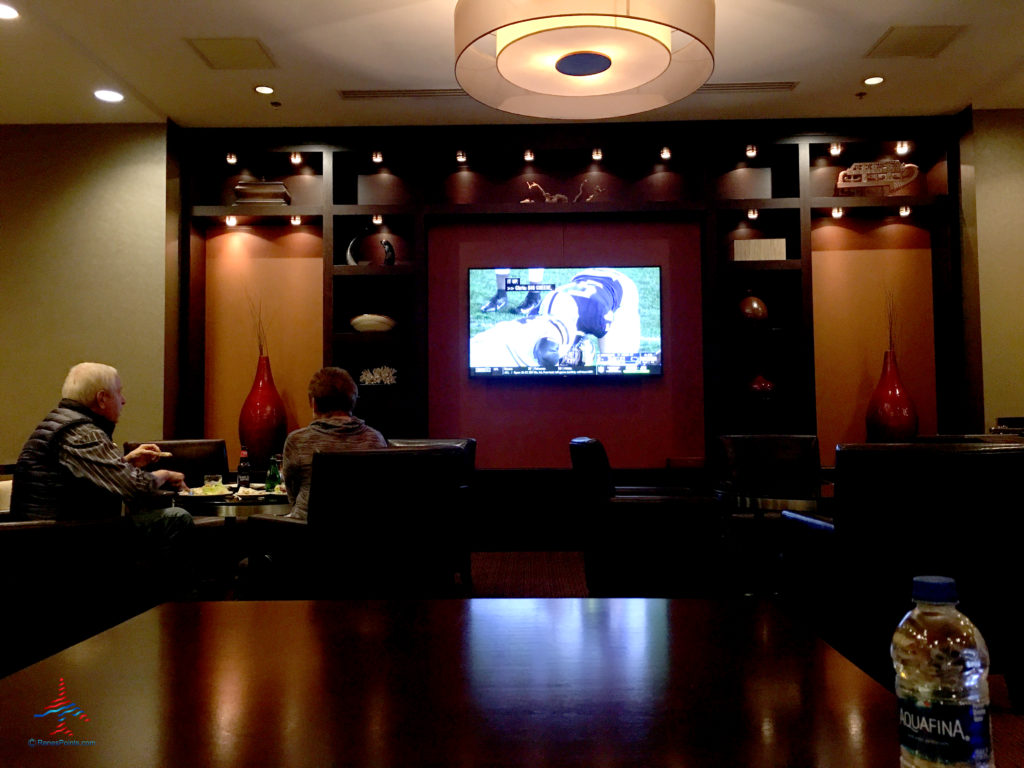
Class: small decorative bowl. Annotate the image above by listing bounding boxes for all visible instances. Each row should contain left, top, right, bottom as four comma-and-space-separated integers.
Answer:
350, 314, 396, 332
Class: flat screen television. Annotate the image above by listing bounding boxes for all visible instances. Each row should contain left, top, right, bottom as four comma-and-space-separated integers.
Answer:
468, 266, 663, 378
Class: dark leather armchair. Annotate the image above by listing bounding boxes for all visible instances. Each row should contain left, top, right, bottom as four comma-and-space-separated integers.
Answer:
568, 436, 719, 597
122, 439, 229, 488
827, 441, 1024, 701
247, 439, 476, 598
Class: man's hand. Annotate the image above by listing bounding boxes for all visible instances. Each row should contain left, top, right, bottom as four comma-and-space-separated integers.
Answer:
125, 443, 170, 467
152, 469, 188, 493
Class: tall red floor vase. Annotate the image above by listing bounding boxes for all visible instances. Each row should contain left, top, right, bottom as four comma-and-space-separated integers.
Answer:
239, 355, 287, 469
865, 349, 918, 442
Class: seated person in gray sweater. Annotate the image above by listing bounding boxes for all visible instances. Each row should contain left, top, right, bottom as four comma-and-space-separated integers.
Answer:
281, 367, 386, 519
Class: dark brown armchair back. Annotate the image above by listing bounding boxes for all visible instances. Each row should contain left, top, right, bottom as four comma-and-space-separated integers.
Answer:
122, 439, 229, 488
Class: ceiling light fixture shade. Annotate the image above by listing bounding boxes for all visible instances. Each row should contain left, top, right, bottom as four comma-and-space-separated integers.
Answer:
454, 0, 715, 120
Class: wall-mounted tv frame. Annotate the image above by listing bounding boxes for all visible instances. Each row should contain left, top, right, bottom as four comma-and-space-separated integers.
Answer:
468, 266, 663, 378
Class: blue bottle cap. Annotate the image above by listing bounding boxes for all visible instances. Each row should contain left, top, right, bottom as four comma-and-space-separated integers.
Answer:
912, 575, 958, 603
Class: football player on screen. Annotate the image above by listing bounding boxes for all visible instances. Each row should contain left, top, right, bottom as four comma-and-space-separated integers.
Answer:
480, 267, 545, 314
532, 267, 642, 356
469, 315, 588, 370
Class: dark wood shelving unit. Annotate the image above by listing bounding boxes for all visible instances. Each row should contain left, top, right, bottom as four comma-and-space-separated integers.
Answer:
174, 116, 972, 451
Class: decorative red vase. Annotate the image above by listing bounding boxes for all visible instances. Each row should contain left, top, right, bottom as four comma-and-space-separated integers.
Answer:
865, 349, 918, 442
238, 355, 287, 469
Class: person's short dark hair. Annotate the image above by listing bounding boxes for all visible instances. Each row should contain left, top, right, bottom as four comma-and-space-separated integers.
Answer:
309, 367, 358, 414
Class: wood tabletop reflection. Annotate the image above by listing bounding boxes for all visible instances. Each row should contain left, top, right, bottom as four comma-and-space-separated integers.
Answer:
2, 598, 901, 767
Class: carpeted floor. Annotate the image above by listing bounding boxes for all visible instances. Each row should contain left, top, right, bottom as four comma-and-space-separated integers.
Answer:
471, 551, 588, 597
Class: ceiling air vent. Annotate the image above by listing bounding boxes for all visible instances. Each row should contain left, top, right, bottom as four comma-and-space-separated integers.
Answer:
339, 89, 468, 100
696, 82, 798, 93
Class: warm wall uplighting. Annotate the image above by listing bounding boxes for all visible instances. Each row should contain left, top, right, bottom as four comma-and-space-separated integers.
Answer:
290, 216, 302, 226
747, 208, 759, 220
829, 142, 843, 157
225, 153, 238, 165
372, 151, 383, 163
895, 141, 910, 156
660, 147, 671, 160
456, 150, 467, 163
899, 206, 912, 217
831, 207, 844, 219
592, 148, 603, 161
523, 149, 535, 162
290, 152, 302, 165
745, 144, 757, 159
372, 214, 383, 225
0, 4, 20, 20
225, 216, 238, 227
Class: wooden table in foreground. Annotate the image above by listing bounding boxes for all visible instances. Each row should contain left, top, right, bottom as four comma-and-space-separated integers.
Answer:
0, 598, 1018, 767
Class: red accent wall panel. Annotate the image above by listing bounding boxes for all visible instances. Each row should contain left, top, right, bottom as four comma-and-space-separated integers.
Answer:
428, 220, 704, 469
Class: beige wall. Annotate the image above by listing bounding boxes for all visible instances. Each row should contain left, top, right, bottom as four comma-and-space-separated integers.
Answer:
973, 110, 1024, 428
0, 124, 167, 463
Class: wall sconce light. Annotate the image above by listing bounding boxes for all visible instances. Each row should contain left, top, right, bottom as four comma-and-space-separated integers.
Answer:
831, 207, 844, 219
290, 216, 302, 226
829, 142, 843, 157
745, 145, 757, 158
456, 150, 467, 163
372, 151, 383, 163
290, 152, 302, 165
899, 206, 912, 217
864, 75, 884, 86
523, 149, 535, 162
254, 85, 275, 95
660, 147, 672, 160
592, 148, 603, 161
372, 214, 383, 225
226, 153, 238, 165
225, 216, 238, 227
747, 208, 759, 220
895, 141, 910, 156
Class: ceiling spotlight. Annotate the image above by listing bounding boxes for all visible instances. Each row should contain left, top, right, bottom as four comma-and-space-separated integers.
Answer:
290, 152, 302, 165
592, 148, 603, 161
226, 153, 238, 165
660, 147, 671, 161
829, 142, 843, 157
899, 206, 912, 217
254, 85, 274, 95
895, 141, 910, 156
372, 151, 383, 164
0, 4, 20, 20
831, 207, 844, 219
523, 149, 535, 162
747, 208, 759, 220
864, 76, 884, 86
372, 214, 383, 225
290, 215, 302, 226
456, 150, 467, 163
225, 216, 238, 227
745, 145, 757, 159
453, 0, 715, 120
94, 89, 124, 103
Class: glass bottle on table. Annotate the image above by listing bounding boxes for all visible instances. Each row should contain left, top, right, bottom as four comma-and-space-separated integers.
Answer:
265, 454, 282, 493
236, 446, 252, 489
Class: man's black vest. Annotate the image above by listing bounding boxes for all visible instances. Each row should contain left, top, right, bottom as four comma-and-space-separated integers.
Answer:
10, 400, 123, 521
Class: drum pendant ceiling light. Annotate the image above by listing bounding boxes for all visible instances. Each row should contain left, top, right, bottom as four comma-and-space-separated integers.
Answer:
454, 0, 715, 120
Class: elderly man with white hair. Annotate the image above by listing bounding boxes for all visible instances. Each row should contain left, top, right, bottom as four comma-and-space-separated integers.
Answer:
11, 363, 192, 541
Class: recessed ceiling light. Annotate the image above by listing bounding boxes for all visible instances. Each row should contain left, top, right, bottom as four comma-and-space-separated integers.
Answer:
864, 75, 885, 86
0, 3, 19, 20
94, 89, 124, 103
254, 85, 274, 95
